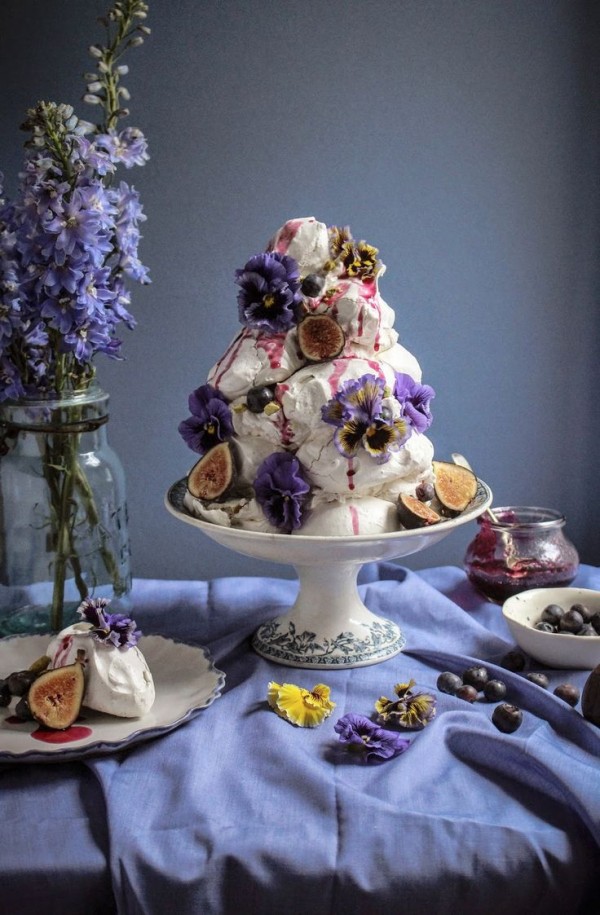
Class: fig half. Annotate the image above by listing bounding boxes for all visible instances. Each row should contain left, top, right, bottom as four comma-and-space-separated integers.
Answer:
187, 442, 236, 501
397, 493, 442, 529
297, 314, 345, 362
433, 460, 478, 515
28, 659, 85, 730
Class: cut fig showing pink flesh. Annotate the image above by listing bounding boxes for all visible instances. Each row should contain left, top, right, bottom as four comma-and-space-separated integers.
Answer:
397, 493, 442, 528
187, 442, 235, 501
432, 460, 478, 514
297, 314, 345, 362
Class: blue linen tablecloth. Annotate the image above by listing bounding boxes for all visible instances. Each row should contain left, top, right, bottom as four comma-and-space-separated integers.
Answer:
1, 564, 599, 915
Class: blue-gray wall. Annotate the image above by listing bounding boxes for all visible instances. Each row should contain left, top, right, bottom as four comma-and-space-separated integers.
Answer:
1, 1, 598, 582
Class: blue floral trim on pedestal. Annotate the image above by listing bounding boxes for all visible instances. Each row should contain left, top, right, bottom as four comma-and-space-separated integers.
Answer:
252, 617, 405, 667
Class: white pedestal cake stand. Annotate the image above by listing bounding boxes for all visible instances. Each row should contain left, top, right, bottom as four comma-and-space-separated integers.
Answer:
165, 478, 492, 669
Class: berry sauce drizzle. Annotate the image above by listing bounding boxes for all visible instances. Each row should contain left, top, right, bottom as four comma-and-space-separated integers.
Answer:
31, 725, 92, 744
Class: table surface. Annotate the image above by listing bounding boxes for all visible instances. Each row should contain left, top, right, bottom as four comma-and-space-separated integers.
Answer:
1, 563, 599, 915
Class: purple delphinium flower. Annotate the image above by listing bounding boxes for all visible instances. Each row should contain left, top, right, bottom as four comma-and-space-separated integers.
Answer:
321, 373, 409, 463
178, 383, 234, 455
254, 451, 310, 533
235, 251, 301, 333
393, 373, 435, 433
0, 98, 149, 400
77, 597, 141, 649
334, 713, 411, 763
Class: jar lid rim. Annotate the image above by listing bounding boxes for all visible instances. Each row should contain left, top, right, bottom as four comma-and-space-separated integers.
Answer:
483, 506, 566, 528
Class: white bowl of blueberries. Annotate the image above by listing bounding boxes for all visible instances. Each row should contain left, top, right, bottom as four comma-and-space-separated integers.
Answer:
502, 588, 600, 669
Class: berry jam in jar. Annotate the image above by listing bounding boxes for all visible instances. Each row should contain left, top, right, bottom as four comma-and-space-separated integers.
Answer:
464, 507, 579, 603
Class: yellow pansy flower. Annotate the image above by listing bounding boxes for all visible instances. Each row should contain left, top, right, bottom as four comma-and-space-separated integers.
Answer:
267, 681, 336, 728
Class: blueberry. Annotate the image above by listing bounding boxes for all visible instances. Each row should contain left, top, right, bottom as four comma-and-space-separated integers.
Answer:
579, 624, 595, 637
553, 683, 580, 707
436, 671, 463, 695
7, 670, 37, 697
462, 665, 489, 691
456, 684, 479, 703
14, 696, 33, 721
492, 703, 523, 733
483, 679, 507, 702
558, 608, 584, 635
500, 649, 527, 672
541, 603, 564, 626
570, 602, 592, 623
535, 621, 555, 633
416, 481, 435, 502
246, 386, 275, 414
526, 672, 549, 689
0, 680, 11, 708
301, 274, 325, 297
590, 612, 600, 635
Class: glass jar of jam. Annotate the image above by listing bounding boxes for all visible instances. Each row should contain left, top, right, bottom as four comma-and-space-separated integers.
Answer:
464, 506, 579, 603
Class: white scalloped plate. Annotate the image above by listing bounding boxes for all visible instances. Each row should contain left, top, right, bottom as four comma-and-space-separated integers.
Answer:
0, 634, 225, 763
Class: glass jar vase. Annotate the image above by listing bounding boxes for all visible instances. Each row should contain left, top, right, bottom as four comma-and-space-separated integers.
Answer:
0, 384, 131, 636
464, 506, 579, 603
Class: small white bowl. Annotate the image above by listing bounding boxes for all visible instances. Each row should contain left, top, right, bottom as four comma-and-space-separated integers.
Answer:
502, 587, 600, 669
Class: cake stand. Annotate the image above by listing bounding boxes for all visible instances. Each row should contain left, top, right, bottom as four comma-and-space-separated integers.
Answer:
165, 478, 492, 669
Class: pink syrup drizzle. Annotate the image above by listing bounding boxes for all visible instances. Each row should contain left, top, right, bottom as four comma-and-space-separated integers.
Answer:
349, 504, 360, 535
346, 457, 356, 491
255, 332, 286, 369
53, 635, 73, 668
212, 330, 249, 388
327, 359, 348, 396
273, 218, 305, 253
32, 724, 92, 744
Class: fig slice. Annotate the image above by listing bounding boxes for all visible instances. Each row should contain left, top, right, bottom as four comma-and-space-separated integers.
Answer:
28, 659, 85, 730
187, 442, 235, 501
433, 460, 478, 515
297, 314, 345, 362
397, 493, 442, 529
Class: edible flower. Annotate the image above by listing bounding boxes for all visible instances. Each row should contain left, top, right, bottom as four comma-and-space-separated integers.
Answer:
77, 597, 141, 649
375, 679, 437, 729
235, 251, 302, 333
321, 373, 409, 462
334, 713, 411, 763
268, 681, 336, 727
254, 452, 310, 533
393, 373, 435, 433
178, 383, 234, 455
338, 239, 380, 279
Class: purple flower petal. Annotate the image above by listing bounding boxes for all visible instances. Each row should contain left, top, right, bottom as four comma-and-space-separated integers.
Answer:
254, 452, 310, 533
235, 252, 301, 333
393, 372, 435, 433
334, 713, 411, 763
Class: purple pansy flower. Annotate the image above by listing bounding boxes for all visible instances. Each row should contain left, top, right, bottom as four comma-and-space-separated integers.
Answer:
393, 373, 435, 433
77, 597, 141, 650
254, 451, 310, 533
178, 383, 234, 455
235, 251, 302, 333
334, 713, 411, 763
321, 374, 409, 463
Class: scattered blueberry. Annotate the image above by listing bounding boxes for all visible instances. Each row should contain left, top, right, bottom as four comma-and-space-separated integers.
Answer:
416, 481, 435, 502
462, 665, 489, 690
535, 621, 555, 633
301, 274, 325, 297
500, 649, 527, 672
436, 671, 463, 695
483, 679, 507, 702
246, 386, 275, 414
541, 603, 564, 626
526, 672, 549, 689
553, 683, 580, 707
456, 684, 479, 703
14, 695, 33, 721
492, 703, 523, 734
570, 602, 592, 623
7, 670, 37, 697
558, 608, 584, 635
0, 680, 11, 708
